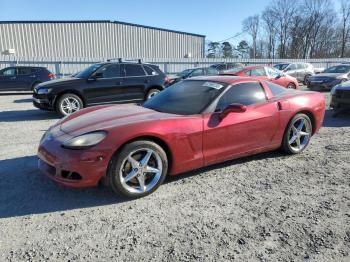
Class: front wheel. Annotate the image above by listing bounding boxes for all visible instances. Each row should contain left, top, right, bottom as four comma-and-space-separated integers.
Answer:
303, 75, 311, 85
282, 113, 312, 154
56, 93, 83, 117
108, 140, 168, 198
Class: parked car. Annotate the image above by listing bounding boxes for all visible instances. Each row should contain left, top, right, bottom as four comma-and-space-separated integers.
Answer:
222, 65, 299, 89
0, 66, 55, 91
168, 67, 218, 85
274, 62, 314, 85
210, 62, 244, 72
307, 64, 350, 90
330, 80, 350, 115
33, 61, 169, 116
38, 75, 325, 198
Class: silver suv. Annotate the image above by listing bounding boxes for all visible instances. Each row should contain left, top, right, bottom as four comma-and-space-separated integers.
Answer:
274, 63, 314, 85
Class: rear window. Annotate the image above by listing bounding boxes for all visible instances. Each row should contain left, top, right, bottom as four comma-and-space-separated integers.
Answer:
124, 64, 146, 77
265, 81, 290, 96
143, 65, 158, 76
17, 68, 32, 75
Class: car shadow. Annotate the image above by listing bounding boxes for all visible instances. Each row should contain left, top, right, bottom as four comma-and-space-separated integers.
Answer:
166, 150, 286, 184
13, 98, 33, 103
0, 109, 59, 122
0, 155, 125, 218
323, 109, 350, 128
0, 151, 287, 219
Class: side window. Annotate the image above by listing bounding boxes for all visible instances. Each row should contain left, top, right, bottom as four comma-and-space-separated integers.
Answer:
96, 64, 120, 78
1, 68, 16, 76
17, 68, 32, 75
191, 69, 204, 77
124, 64, 146, 77
206, 68, 218, 75
266, 67, 279, 78
287, 64, 297, 71
296, 64, 305, 69
247, 68, 267, 76
143, 65, 158, 76
216, 82, 267, 110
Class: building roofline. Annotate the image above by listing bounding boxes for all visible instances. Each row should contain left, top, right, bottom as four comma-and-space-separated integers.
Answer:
0, 20, 206, 38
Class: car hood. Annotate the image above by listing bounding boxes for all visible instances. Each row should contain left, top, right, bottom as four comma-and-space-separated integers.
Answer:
309, 73, 343, 79
59, 104, 178, 136
334, 80, 350, 91
38, 77, 85, 88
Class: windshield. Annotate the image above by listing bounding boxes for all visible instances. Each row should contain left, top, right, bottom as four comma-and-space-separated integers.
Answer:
75, 64, 104, 78
222, 67, 244, 74
323, 65, 350, 74
176, 69, 193, 78
274, 64, 289, 71
143, 80, 227, 115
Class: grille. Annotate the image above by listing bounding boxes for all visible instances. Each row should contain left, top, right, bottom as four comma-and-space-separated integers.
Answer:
336, 90, 350, 99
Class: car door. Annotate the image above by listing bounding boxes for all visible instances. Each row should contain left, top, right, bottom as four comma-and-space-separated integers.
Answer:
84, 64, 123, 105
266, 67, 288, 87
284, 64, 298, 78
246, 67, 269, 80
0, 67, 18, 90
202, 81, 280, 165
16, 67, 34, 90
119, 64, 148, 102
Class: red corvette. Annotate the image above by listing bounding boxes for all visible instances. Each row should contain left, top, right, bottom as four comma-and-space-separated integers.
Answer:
38, 76, 325, 198
223, 65, 299, 89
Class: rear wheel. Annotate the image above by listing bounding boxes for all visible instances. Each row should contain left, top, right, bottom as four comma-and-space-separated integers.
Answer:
282, 113, 312, 154
146, 88, 161, 100
108, 140, 168, 198
56, 93, 83, 117
303, 74, 311, 85
287, 83, 296, 89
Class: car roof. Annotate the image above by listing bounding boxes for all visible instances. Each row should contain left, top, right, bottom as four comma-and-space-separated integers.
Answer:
187, 75, 262, 85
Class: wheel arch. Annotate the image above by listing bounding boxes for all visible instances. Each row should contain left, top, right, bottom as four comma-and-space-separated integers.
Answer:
107, 135, 173, 178
54, 89, 87, 107
293, 110, 316, 135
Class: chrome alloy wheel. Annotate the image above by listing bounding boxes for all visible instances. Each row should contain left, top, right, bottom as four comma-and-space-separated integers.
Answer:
60, 97, 80, 115
288, 117, 311, 152
119, 148, 163, 194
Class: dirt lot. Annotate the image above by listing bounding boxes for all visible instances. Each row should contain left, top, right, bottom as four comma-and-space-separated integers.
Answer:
0, 90, 349, 262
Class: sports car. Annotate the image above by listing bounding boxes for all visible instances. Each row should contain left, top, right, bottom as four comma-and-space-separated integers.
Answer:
38, 76, 326, 198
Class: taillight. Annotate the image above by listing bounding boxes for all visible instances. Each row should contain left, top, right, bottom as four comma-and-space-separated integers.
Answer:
48, 73, 55, 79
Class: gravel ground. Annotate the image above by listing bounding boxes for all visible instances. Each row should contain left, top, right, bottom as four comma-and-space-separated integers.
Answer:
0, 90, 349, 262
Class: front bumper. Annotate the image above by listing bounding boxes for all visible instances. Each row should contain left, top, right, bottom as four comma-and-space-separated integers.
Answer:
330, 90, 350, 109
32, 93, 55, 110
37, 129, 110, 188
308, 79, 341, 90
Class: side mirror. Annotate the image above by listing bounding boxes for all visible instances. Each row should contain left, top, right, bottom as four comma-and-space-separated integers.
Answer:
275, 74, 282, 79
219, 103, 247, 119
87, 72, 103, 82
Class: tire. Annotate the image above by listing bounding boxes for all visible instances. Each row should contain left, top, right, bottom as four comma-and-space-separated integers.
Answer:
108, 140, 168, 198
287, 83, 296, 89
303, 75, 311, 86
145, 88, 161, 100
282, 113, 312, 154
55, 93, 83, 117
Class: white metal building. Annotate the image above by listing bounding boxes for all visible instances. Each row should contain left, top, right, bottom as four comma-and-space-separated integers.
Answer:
0, 20, 205, 59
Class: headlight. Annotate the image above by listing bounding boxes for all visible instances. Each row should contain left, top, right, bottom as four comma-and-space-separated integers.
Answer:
62, 131, 107, 149
330, 85, 338, 95
37, 88, 51, 95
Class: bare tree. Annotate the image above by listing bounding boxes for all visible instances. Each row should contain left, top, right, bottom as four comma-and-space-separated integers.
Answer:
262, 7, 277, 58
340, 0, 350, 57
242, 15, 260, 58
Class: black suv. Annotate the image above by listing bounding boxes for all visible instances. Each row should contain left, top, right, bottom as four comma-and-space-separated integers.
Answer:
33, 61, 168, 116
0, 66, 55, 91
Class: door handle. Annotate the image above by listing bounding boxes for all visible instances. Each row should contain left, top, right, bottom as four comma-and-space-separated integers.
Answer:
144, 79, 150, 84
115, 81, 123, 85
29, 75, 36, 78
10, 76, 16, 80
